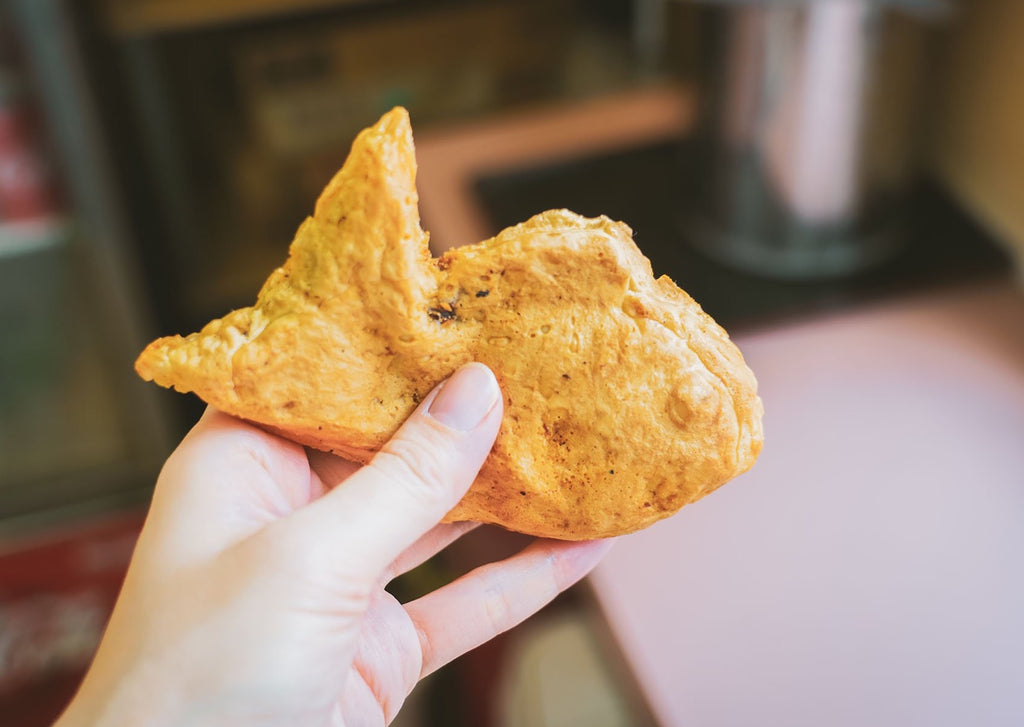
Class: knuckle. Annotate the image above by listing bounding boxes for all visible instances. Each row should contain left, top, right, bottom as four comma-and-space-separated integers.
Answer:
375, 435, 455, 505
549, 550, 578, 592
481, 580, 515, 635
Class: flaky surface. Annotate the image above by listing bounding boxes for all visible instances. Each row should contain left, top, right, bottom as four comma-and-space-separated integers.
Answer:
136, 108, 763, 540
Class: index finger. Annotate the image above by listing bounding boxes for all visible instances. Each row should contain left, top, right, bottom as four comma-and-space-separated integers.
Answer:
405, 538, 615, 677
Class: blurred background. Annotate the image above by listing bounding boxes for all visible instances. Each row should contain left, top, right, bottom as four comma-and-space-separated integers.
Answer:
1, 0, 1023, 725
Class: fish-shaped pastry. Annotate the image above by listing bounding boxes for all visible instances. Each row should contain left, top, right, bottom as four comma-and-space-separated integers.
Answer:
136, 108, 763, 540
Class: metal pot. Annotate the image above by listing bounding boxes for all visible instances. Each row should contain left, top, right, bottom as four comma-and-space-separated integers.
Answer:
684, 0, 951, 279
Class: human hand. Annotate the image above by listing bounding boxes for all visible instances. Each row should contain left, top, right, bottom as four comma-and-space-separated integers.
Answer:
56, 363, 613, 726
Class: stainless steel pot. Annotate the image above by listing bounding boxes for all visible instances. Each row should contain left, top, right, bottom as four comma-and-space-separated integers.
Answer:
684, 0, 951, 279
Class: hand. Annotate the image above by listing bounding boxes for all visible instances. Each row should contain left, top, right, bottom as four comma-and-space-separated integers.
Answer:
56, 363, 613, 726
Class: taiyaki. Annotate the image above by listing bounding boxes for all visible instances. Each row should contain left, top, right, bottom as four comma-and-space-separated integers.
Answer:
136, 108, 763, 539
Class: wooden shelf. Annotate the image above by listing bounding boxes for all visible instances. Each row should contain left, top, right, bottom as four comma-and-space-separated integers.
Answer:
101, 0, 376, 37
415, 84, 696, 252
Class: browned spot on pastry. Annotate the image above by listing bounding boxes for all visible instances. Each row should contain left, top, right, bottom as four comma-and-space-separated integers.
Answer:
666, 393, 691, 429
428, 303, 456, 323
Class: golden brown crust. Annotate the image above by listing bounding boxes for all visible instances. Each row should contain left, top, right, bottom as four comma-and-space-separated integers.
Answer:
136, 107, 763, 540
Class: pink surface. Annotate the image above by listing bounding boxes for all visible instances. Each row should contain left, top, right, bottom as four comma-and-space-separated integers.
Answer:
591, 281, 1024, 727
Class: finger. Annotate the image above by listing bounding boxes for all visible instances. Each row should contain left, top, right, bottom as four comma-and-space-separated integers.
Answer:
338, 667, 384, 727
144, 408, 316, 567
344, 591, 422, 725
164, 408, 315, 512
405, 538, 615, 678
307, 448, 361, 491
382, 521, 480, 584
283, 363, 502, 584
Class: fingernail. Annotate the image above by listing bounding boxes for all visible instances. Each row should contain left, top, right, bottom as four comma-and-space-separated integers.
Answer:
428, 363, 500, 431
551, 539, 617, 589
569, 538, 617, 572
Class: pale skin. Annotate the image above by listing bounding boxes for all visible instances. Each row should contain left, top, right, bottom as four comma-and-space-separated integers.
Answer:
56, 363, 613, 726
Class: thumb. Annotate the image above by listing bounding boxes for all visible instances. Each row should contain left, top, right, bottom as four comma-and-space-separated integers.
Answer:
287, 363, 502, 583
